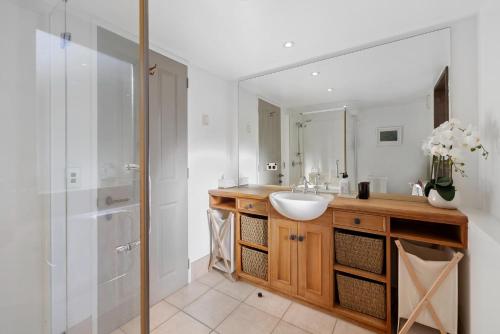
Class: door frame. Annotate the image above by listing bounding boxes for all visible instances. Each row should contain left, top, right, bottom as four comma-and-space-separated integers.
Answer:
139, 1, 150, 333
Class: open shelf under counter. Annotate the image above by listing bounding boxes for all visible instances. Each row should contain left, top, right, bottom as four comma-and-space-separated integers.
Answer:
390, 217, 466, 248
209, 194, 236, 211
333, 264, 386, 283
238, 240, 268, 252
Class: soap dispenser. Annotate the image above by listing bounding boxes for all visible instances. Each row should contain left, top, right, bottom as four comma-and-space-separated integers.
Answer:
339, 172, 350, 195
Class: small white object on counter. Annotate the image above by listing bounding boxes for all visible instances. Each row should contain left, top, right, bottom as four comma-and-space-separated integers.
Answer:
339, 177, 350, 195
218, 175, 237, 189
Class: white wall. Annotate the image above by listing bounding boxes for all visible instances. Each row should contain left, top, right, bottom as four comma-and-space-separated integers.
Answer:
457, 6, 500, 333
356, 98, 432, 194
460, 210, 500, 334
0, 2, 49, 333
187, 65, 237, 266
462, 3, 500, 332
477, 0, 500, 220
449, 17, 480, 208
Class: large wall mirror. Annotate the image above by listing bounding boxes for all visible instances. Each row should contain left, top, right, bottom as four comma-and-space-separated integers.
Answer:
238, 29, 450, 196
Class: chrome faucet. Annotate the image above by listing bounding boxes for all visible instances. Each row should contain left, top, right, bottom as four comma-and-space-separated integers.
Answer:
302, 176, 310, 193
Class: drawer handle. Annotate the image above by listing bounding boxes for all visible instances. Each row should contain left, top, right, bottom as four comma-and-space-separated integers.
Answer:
289, 234, 296, 241
354, 218, 361, 225
298, 236, 305, 242
246, 204, 254, 209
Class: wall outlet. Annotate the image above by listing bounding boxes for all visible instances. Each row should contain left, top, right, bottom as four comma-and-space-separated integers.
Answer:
266, 162, 278, 171
67, 167, 81, 189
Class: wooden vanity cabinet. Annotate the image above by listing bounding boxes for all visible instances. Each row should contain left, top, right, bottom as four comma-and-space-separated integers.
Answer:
269, 218, 297, 295
209, 187, 469, 334
270, 210, 332, 308
297, 220, 332, 307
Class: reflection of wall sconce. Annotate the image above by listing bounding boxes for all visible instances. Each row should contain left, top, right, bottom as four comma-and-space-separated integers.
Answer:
376, 126, 402, 146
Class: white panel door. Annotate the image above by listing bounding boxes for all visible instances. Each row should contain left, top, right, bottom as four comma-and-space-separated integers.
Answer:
149, 51, 188, 304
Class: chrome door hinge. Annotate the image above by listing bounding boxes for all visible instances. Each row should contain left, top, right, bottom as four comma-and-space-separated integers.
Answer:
186, 78, 189, 89
60, 32, 72, 49
187, 258, 190, 269
187, 167, 189, 179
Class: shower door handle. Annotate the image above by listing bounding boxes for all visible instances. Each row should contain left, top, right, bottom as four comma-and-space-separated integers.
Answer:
129, 240, 140, 250
116, 244, 131, 253
116, 240, 140, 253
105, 196, 130, 206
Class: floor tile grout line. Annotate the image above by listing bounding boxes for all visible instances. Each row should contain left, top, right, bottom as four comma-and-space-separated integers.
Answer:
179, 310, 213, 331
280, 301, 294, 320
212, 296, 245, 331
212, 283, 257, 303
164, 282, 213, 310
331, 317, 338, 334
149, 307, 181, 333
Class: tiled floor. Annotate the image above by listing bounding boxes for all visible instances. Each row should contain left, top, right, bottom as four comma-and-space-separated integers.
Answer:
114, 270, 376, 334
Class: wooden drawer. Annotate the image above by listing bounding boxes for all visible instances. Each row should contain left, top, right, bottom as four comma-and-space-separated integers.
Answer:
334, 211, 386, 233
238, 198, 268, 215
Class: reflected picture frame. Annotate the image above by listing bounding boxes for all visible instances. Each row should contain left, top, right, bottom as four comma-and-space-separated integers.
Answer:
376, 126, 402, 146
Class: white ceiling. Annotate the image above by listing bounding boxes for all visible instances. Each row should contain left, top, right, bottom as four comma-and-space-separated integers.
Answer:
239, 29, 450, 109
66, 0, 482, 80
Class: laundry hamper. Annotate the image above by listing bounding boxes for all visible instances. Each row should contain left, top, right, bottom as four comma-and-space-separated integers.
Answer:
207, 209, 235, 276
397, 240, 461, 334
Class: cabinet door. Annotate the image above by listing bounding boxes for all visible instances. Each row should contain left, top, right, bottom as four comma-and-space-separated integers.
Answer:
297, 222, 332, 307
270, 218, 298, 295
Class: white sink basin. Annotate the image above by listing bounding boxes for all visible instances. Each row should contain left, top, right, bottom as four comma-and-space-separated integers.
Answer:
269, 191, 334, 221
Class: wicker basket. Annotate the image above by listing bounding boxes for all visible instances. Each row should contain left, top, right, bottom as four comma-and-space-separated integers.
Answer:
335, 230, 384, 274
241, 246, 268, 280
337, 274, 386, 319
241, 215, 268, 246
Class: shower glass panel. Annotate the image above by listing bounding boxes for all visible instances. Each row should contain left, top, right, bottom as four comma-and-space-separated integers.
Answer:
60, 1, 143, 333
0, 0, 144, 333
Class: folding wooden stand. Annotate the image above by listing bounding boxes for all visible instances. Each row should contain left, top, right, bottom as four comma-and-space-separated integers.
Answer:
395, 240, 463, 334
207, 209, 235, 281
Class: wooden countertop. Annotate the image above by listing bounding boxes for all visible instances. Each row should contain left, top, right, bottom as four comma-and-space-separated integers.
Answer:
331, 197, 468, 225
209, 185, 290, 200
209, 185, 468, 225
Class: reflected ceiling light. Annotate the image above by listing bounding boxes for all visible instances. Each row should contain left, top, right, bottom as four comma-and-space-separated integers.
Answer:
327, 88, 333, 92
283, 41, 295, 48
311, 71, 320, 76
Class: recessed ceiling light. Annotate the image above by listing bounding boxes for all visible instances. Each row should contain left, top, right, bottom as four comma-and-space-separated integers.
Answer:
81, 63, 88, 67
311, 71, 320, 76
327, 88, 333, 92
283, 41, 295, 48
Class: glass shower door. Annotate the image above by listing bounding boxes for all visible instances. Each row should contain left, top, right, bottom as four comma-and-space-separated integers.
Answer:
49, 1, 143, 333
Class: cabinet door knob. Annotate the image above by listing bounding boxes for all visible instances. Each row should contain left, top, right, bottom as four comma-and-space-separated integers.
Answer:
354, 218, 361, 225
289, 234, 296, 241
247, 204, 253, 209
298, 236, 304, 242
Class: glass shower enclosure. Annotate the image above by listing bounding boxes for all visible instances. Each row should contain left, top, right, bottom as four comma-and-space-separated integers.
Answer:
0, 0, 148, 333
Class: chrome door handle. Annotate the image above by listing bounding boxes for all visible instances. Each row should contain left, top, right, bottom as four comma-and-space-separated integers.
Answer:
125, 163, 140, 171
116, 244, 131, 253
129, 240, 140, 249
116, 240, 140, 253
106, 196, 130, 206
